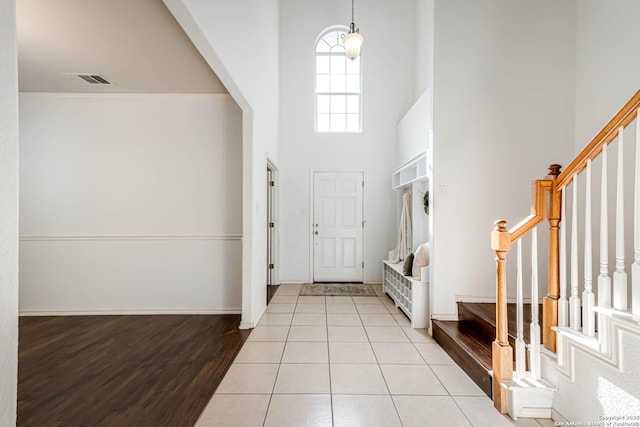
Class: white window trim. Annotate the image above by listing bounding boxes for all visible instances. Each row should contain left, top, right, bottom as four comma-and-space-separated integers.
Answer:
314, 26, 362, 134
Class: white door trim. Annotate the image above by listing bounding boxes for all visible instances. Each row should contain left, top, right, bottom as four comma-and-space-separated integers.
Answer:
267, 158, 279, 287
309, 169, 365, 283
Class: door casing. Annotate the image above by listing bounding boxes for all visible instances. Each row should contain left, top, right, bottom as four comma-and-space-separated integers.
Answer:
267, 159, 279, 288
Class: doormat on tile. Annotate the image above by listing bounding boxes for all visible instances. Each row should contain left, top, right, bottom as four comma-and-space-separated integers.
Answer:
300, 283, 377, 296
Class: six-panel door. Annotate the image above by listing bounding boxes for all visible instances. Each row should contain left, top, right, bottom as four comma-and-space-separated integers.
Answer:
313, 171, 363, 282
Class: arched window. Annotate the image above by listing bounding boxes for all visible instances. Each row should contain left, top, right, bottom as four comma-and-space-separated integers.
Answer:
315, 26, 362, 133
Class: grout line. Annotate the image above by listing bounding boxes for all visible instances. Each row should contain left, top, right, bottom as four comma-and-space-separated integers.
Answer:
261, 289, 295, 427
323, 295, 335, 427
366, 312, 405, 425
451, 395, 476, 427
389, 395, 407, 427
255, 392, 334, 395
406, 329, 459, 408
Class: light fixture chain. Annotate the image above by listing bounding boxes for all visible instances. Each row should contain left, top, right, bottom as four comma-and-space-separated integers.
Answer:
352, 0, 355, 23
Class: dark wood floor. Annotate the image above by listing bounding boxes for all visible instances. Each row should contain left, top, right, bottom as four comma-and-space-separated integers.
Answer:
18, 314, 250, 427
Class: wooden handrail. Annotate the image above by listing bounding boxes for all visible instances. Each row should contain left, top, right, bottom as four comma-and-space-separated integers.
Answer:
491, 90, 640, 412
492, 166, 562, 414
557, 90, 640, 189
509, 179, 552, 242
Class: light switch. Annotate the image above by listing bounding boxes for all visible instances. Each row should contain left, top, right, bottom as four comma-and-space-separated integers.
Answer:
436, 185, 449, 199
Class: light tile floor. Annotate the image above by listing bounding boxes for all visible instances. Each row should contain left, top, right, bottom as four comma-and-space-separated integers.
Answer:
195, 284, 553, 427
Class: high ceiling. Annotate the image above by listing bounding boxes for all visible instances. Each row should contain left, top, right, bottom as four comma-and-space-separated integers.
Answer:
17, 0, 228, 94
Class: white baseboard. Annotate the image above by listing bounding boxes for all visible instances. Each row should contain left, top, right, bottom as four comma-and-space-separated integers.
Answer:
552, 409, 568, 423
278, 281, 382, 285
455, 295, 495, 303
19, 308, 242, 316
242, 305, 268, 329
455, 295, 538, 304
430, 313, 458, 321
20, 234, 242, 242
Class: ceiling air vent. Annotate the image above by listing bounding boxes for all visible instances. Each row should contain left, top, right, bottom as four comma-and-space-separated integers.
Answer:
63, 73, 114, 86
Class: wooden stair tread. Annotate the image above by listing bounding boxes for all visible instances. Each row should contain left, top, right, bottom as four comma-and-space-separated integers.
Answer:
432, 319, 493, 397
432, 301, 543, 399
433, 320, 492, 370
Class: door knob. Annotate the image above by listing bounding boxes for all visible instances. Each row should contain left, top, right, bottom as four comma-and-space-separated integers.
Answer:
314, 231, 318, 235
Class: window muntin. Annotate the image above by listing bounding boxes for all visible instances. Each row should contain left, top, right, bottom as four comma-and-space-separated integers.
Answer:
315, 27, 361, 133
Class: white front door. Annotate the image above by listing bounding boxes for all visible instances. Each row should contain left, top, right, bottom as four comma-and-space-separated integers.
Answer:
313, 171, 364, 282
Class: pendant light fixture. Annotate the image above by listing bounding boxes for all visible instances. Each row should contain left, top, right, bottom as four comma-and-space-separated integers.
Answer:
343, 0, 363, 61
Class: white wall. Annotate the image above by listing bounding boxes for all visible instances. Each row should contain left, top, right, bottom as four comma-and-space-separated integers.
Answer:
430, 0, 577, 317
399, 0, 434, 290
19, 93, 242, 313
164, 0, 279, 327
397, 90, 431, 166
572, 1, 640, 310
549, 1, 640, 418
415, 0, 435, 100
278, 0, 416, 283
574, 0, 640, 152
0, 0, 18, 423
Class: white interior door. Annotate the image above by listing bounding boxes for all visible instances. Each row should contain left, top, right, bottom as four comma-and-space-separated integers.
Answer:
313, 171, 363, 282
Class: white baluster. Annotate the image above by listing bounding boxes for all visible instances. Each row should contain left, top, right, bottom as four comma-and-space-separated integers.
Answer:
559, 188, 568, 327
515, 239, 526, 378
570, 176, 581, 330
598, 144, 611, 308
530, 228, 541, 380
633, 111, 640, 316
583, 160, 595, 337
614, 127, 628, 311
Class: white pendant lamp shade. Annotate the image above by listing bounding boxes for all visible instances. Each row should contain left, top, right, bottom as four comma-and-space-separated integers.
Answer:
344, 0, 363, 61
343, 29, 363, 61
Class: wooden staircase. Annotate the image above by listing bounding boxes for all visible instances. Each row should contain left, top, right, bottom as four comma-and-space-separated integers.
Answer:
432, 302, 541, 398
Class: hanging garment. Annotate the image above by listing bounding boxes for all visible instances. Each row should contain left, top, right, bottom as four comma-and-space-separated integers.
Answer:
391, 191, 413, 263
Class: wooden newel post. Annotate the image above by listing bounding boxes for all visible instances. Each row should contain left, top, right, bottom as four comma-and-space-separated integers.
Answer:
544, 164, 562, 352
491, 219, 513, 414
